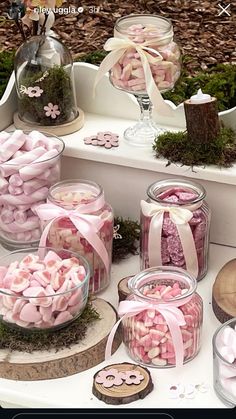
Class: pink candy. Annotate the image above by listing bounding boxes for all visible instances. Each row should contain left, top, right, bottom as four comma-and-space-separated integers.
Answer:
111, 23, 180, 94
123, 282, 202, 367
141, 186, 210, 281
0, 130, 62, 244
0, 251, 87, 329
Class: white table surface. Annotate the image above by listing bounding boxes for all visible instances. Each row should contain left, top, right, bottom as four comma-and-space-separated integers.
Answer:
0, 243, 234, 409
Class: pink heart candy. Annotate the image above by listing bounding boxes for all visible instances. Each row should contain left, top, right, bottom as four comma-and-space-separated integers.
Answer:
19, 303, 42, 323
10, 269, 31, 292
12, 299, 27, 315
39, 305, 53, 322
44, 251, 62, 264
54, 310, 73, 326
68, 289, 82, 306
52, 295, 68, 312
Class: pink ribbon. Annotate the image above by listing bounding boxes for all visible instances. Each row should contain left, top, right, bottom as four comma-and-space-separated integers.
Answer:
35, 196, 109, 274
106, 296, 192, 367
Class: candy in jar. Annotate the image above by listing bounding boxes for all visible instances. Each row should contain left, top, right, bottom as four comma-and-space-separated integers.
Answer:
0, 130, 64, 249
140, 179, 211, 281
213, 319, 236, 407
35, 180, 113, 293
0, 248, 90, 331
110, 15, 181, 94
121, 267, 203, 368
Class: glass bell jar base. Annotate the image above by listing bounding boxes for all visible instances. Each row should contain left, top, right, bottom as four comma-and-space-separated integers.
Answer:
124, 94, 166, 146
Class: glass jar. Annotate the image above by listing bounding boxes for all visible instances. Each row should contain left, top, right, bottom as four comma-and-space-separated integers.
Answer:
213, 318, 236, 407
14, 35, 78, 126
122, 267, 203, 367
109, 14, 181, 145
40, 180, 113, 294
0, 129, 64, 250
0, 247, 90, 332
111, 14, 181, 94
140, 179, 211, 281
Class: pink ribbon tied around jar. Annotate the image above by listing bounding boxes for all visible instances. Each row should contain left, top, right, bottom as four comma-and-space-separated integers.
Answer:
35, 199, 110, 274
106, 296, 192, 367
141, 200, 199, 278
94, 36, 176, 117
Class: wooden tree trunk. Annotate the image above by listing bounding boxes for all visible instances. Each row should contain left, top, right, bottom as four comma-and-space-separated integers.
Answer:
212, 259, 236, 323
184, 97, 220, 144
118, 276, 133, 302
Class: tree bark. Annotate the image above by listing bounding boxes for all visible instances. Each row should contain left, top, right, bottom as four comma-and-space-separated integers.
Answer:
184, 97, 220, 144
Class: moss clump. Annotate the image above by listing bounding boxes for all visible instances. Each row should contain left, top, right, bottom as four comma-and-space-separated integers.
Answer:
153, 128, 236, 167
163, 64, 236, 112
0, 302, 100, 353
75, 50, 108, 65
18, 65, 76, 125
0, 50, 15, 99
112, 217, 140, 262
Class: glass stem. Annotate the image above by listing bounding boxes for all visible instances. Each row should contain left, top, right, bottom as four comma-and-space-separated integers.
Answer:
136, 95, 153, 123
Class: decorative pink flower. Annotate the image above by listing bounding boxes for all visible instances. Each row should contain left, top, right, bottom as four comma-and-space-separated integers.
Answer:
95, 368, 125, 388
26, 86, 43, 97
83, 136, 99, 146
123, 370, 144, 385
97, 131, 119, 149
44, 103, 60, 119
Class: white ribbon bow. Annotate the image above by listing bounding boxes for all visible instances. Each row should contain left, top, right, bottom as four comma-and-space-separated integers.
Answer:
141, 200, 198, 278
94, 37, 176, 118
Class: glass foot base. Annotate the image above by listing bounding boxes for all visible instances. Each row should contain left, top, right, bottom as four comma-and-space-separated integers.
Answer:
124, 121, 165, 146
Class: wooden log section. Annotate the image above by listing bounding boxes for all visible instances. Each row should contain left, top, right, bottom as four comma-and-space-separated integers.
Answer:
92, 362, 153, 405
118, 275, 134, 302
0, 298, 122, 381
212, 259, 236, 323
184, 97, 220, 144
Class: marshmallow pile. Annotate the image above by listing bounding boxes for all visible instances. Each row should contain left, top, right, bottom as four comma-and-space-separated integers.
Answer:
0, 130, 62, 245
111, 23, 180, 93
123, 281, 203, 367
41, 185, 113, 294
0, 251, 88, 330
141, 187, 210, 281
216, 325, 236, 399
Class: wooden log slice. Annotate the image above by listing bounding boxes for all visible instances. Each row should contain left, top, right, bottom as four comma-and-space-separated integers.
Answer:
118, 275, 134, 302
184, 97, 220, 144
92, 362, 153, 405
212, 259, 236, 323
0, 298, 121, 381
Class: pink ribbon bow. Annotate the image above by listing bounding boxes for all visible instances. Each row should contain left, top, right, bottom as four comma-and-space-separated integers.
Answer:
106, 296, 192, 367
35, 199, 109, 274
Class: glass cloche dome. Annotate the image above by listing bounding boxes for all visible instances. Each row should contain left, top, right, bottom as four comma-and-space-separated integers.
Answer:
14, 35, 78, 126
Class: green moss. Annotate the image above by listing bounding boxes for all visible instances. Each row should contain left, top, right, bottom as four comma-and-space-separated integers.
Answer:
112, 217, 140, 262
153, 127, 236, 167
0, 50, 15, 99
163, 64, 236, 112
18, 65, 76, 125
74, 50, 108, 65
0, 302, 100, 352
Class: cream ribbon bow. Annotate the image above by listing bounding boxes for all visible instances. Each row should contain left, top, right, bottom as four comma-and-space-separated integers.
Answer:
94, 37, 176, 118
141, 200, 199, 278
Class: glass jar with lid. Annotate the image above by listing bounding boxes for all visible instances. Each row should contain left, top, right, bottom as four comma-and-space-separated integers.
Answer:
140, 178, 211, 281
122, 266, 203, 367
36, 180, 114, 294
109, 14, 181, 145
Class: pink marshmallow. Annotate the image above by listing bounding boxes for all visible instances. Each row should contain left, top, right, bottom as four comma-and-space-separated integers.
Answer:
54, 310, 73, 326
19, 303, 42, 323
